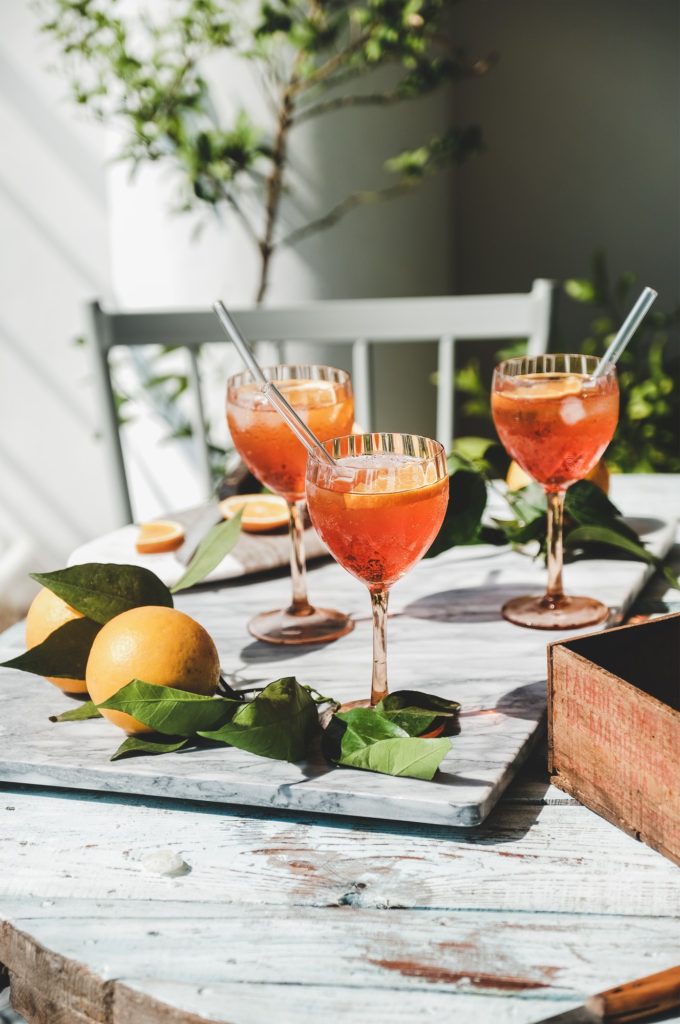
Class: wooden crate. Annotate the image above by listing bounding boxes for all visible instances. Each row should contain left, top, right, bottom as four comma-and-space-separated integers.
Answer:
548, 612, 680, 866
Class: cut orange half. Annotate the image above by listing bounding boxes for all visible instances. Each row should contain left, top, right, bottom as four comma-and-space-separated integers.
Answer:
135, 519, 185, 554
219, 494, 289, 533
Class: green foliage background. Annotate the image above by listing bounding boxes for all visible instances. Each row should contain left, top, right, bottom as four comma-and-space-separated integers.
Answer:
456, 252, 680, 473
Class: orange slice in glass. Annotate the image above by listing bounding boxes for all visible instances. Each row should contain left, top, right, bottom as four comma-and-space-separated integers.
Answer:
136, 519, 185, 554
219, 494, 289, 533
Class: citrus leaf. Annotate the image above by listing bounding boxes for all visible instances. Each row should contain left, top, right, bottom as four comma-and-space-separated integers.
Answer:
425, 468, 486, 556
663, 565, 680, 592
377, 690, 461, 736
31, 564, 173, 624
110, 735, 189, 761
448, 436, 503, 474
198, 676, 319, 762
505, 482, 546, 524
566, 525, 679, 591
335, 707, 408, 754
49, 700, 102, 722
98, 679, 238, 735
338, 736, 451, 780
565, 524, 657, 562
1, 618, 101, 679
564, 479, 622, 523
171, 510, 243, 593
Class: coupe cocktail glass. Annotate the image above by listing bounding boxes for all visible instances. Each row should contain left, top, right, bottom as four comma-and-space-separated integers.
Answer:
227, 364, 355, 644
492, 353, 619, 629
306, 433, 448, 706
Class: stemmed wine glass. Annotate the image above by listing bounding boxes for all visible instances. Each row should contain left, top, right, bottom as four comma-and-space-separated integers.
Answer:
227, 364, 355, 644
306, 433, 449, 706
491, 353, 619, 629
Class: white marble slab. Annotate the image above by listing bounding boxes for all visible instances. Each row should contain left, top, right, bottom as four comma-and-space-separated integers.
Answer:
0, 477, 675, 829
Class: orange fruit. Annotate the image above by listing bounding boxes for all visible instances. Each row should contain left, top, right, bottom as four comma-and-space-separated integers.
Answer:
135, 519, 185, 554
86, 606, 220, 734
505, 459, 610, 494
25, 588, 88, 695
219, 494, 289, 533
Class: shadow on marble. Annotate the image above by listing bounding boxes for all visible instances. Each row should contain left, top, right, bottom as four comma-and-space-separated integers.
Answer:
239, 638, 336, 664
495, 681, 546, 721
402, 585, 521, 624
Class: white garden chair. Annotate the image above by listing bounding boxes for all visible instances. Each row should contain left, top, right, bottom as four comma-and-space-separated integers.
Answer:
88, 280, 553, 522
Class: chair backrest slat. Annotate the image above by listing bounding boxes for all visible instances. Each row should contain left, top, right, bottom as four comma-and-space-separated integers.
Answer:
186, 348, 213, 496
436, 336, 455, 448
351, 339, 371, 431
89, 280, 553, 522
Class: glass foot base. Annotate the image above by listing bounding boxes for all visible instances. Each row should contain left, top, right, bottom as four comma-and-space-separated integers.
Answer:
248, 606, 354, 645
501, 594, 610, 630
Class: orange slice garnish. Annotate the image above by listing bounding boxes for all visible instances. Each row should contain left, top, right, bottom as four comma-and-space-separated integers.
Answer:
135, 520, 185, 554
508, 373, 585, 399
219, 494, 289, 533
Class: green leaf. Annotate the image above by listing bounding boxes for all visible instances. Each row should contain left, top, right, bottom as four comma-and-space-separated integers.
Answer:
505, 482, 546, 523
566, 526, 680, 591
564, 479, 619, 522
377, 689, 461, 736
338, 736, 451, 780
565, 523, 661, 569
171, 511, 243, 593
564, 278, 596, 303
565, 481, 639, 543
110, 735, 189, 761
424, 469, 487, 556
662, 565, 680, 592
1, 618, 101, 679
199, 677, 319, 762
49, 700, 102, 722
31, 564, 173, 624
98, 679, 238, 735
335, 707, 408, 752
448, 436, 502, 475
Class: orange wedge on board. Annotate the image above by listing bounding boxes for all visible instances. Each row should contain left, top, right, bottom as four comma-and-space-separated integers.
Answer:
219, 494, 289, 533
135, 520, 185, 554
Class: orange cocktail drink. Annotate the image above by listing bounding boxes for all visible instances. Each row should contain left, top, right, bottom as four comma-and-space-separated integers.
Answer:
306, 433, 448, 706
492, 371, 619, 492
227, 365, 355, 645
228, 376, 354, 501
491, 354, 619, 629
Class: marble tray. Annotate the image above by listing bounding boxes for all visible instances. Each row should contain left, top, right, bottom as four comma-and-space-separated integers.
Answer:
0, 491, 675, 829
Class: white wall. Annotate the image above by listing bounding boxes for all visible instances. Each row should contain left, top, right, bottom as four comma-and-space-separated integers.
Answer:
0, 3, 118, 606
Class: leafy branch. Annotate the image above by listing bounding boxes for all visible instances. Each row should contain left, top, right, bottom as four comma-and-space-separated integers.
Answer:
40, 0, 493, 301
426, 437, 680, 592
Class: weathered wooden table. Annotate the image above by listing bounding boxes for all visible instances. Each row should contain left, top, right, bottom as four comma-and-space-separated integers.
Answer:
0, 476, 678, 1024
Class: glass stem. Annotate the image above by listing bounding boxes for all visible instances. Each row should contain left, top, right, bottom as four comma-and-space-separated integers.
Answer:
544, 489, 566, 608
287, 500, 312, 616
370, 587, 389, 707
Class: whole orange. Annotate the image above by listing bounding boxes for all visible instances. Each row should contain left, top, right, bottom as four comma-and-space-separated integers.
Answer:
86, 606, 220, 734
25, 588, 87, 694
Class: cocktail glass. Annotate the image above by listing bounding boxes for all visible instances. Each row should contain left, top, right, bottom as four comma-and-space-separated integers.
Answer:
227, 364, 355, 644
306, 433, 449, 706
491, 353, 619, 629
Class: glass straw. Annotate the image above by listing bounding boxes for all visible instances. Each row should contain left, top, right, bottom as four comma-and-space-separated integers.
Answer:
213, 300, 336, 466
593, 286, 657, 379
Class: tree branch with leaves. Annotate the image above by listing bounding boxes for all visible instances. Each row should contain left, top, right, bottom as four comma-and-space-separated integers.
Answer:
41, 0, 495, 302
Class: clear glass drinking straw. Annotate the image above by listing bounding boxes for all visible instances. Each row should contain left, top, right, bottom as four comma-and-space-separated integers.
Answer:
593, 286, 657, 378
214, 301, 336, 466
